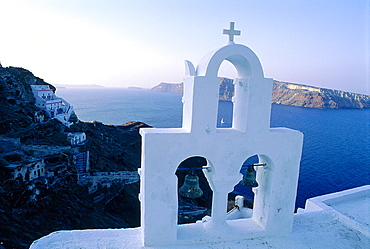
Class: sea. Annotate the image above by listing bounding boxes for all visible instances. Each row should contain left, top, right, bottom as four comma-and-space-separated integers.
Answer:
57, 87, 370, 208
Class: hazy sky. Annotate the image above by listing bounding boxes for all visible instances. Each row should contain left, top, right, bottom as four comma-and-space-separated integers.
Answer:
1, 0, 369, 94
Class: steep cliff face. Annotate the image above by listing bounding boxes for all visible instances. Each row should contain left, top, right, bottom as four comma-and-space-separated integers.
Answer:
272, 81, 369, 109
150, 79, 370, 109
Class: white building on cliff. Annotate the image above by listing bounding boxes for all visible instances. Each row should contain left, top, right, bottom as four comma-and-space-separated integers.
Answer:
31, 85, 74, 126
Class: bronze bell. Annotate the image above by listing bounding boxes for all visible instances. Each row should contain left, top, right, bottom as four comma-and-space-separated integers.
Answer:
240, 165, 258, 188
179, 170, 203, 198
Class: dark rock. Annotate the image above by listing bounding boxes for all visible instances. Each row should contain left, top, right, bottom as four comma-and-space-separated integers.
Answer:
0, 137, 21, 155
0, 66, 148, 248
103, 181, 140, 227
0, 66, 56, 134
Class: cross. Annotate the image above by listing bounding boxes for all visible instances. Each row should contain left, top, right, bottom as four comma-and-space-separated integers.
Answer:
223, 22, 241, 43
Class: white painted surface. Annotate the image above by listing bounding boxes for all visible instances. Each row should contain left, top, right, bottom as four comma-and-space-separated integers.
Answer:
304, 185, 370, 237
140, 40, 303, 246
67, 132, 86, 146
31, 85, 74, 126
30, 185, 370, 249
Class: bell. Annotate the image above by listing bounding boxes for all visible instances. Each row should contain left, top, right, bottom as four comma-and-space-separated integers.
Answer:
240, 166, 258, 188
179, 171, 203, 198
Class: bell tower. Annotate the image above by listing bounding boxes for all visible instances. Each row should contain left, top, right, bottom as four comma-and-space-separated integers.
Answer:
139, 22, 303, 246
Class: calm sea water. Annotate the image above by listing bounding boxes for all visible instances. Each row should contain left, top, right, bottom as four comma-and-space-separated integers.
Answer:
57, 88, 370, 208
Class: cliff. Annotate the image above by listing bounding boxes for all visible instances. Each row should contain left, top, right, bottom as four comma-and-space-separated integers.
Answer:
150, 79, 370, 109
272, 81, 369, 109
0, 66, 57, 134
150, 82, 184, 93
0, 66, 146, 248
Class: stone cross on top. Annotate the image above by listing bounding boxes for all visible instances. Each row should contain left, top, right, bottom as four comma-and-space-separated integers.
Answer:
223, 21, 241, 43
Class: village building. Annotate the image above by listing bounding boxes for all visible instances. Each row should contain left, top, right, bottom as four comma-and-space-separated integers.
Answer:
31, 85, 74, 126
0, 137, 72, 182
44, 154, 69, 177
2, 151, 72, 181
3, 155, 70, 181
66, 132, 87, 146
33, 110, 45, 123
4, 159, 45, 181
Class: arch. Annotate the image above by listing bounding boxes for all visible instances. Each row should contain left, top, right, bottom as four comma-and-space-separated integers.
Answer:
175, 156, 213, 224
257, 154, 275, 171
229, 155, 259, 210
196, 44, 264, 79
217, 60, 238, 79
226, 154, 275, 222
217, 61, 236, 128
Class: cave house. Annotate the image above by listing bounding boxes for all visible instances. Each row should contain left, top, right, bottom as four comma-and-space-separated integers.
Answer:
4, 159, 45, 181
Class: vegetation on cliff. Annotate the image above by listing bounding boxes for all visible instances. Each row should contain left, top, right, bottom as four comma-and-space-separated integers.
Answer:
0, 66, 56, 135
68, 121, 148, 172
0, 66, 145, 248
0, 172, 140, 248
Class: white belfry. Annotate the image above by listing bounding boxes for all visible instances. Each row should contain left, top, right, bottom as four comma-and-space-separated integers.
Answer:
139, 24, 303, 246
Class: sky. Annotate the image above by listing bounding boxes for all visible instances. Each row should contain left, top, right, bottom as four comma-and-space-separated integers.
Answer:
1, 0, 369, 94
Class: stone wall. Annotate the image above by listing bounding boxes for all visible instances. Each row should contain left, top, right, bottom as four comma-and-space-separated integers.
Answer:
78, 171, 139, 193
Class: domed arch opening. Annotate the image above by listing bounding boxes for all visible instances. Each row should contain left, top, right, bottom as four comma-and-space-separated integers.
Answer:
197, 44, 262, 79
175, 156, 213, 224
227, 154, 269, 220
217, 60, 237, 128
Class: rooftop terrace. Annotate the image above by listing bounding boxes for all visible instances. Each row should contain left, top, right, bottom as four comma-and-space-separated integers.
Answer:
30, 185, 370, 249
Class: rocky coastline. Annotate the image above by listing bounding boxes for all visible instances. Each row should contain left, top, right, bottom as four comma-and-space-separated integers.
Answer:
151, 79, 370, 109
